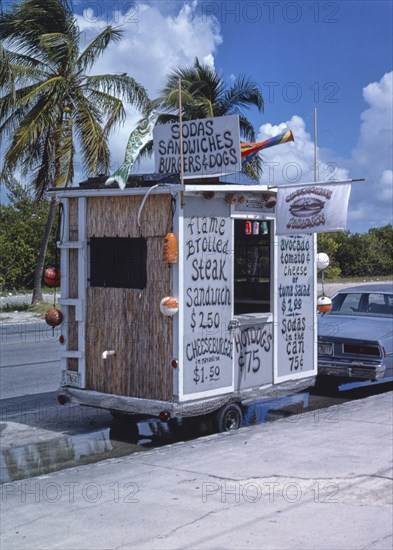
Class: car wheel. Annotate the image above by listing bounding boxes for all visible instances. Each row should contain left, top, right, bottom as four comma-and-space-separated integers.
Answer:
215, 403, 243, 432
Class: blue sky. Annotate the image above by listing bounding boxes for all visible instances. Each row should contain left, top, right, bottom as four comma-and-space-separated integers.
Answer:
2, 0, 392, 233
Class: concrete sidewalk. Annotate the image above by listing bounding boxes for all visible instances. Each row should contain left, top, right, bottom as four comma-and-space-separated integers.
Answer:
1, 392, 392, 550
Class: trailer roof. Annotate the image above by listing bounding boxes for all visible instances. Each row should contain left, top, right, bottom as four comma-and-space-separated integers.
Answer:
52, 171, 261, 189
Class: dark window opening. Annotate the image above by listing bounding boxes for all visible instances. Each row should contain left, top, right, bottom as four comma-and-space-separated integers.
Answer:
234, 219, 271, 314
89, 237, 147, 289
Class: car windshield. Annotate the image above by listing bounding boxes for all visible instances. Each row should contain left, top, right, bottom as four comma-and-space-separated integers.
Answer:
331, 291, 393, 316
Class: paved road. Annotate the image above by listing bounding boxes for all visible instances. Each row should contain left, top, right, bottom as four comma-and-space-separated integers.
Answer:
1, 283, 392, 488
1, 390, 392, 550
1, 321, 61, 399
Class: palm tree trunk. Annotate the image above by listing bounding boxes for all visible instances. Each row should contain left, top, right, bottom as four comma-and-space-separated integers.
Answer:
31, 195, 58, 305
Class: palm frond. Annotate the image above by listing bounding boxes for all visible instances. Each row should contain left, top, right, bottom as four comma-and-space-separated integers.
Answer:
16, 76, 66, 110
242, 154, 263, 181
238, 114, 257, 142
76, 26, 123, 74
1, 0, 148, 196
38, 31, 77, 67
85, 74, 148, 111
0, 43, 14, 92
221, 75, 264, 114
73, 92, 110, 175
31, 129, 56, 198
54, 117, 74, 187
0, 0, 75, 57
0, 83, 45, 128
3, 99, 58, 173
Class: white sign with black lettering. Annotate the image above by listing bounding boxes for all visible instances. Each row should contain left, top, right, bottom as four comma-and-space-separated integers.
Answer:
233, 322, 273, 391
276, 235, 315, 379
183, 197, 233, 395
154, 115, 241, 178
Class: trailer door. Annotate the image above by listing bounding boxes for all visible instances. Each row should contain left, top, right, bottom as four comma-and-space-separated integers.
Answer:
231, 218, 274, 391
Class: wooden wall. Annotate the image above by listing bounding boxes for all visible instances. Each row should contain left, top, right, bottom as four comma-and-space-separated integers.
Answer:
85, 194, 174, 401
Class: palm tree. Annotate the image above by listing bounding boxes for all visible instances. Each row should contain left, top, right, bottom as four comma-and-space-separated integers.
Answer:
148, 58, 264, 178
0, 0, 148, 303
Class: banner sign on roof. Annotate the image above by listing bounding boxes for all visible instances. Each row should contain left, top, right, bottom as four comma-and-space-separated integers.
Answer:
153, 114, 241, 178
276, 181, 352, 235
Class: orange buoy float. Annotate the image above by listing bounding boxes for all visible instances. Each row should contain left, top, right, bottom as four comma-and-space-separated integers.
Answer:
44, 267, 61, 287
160, 296, 179, 316
45, 308, 63, 327
163, 233, 178, 263
317, 296, 333, 314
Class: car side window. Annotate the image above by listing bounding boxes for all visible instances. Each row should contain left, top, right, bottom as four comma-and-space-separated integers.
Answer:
368, 293, 385, 306
367, 293, 393, 315
333, 293, 362, 313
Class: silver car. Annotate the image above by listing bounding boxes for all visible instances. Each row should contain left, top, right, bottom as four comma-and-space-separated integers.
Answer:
318, 283, 393, 382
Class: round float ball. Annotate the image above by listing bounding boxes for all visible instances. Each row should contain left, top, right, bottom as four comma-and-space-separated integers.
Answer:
45, 308, 63, 327
160, 296, 179, 316
316, 253, 330, 271
44, 267, 61, 286
317, 296, 332, 314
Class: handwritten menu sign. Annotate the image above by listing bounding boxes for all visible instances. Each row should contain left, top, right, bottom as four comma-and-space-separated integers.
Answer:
233, 322, 273, 391
154, 115, 241, 178
276, 235, 315, 378
183, 198, 233, 395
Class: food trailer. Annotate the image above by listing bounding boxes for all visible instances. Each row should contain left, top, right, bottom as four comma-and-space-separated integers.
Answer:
54, 176, 317, 432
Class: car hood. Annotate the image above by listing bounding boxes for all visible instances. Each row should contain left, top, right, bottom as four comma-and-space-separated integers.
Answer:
318, 314, 392, 341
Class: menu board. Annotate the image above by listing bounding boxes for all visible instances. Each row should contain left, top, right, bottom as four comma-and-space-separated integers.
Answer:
182, 197, 233, 395
276, 235, 315, 379
233, 321, 273, 391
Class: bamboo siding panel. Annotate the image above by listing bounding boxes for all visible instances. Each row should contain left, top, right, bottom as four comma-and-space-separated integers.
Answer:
67, 305, 78, 371
86, 195, 172, 238
84, 194, 174, 401
69, 249, 78, 298
67, 199, 79, 371
69, 198, 78, 240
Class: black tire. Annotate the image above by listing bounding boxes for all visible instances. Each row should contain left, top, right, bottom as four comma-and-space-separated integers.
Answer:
215, 403, 243, 432
168, 417, 200, 439
109, 421, 139, 445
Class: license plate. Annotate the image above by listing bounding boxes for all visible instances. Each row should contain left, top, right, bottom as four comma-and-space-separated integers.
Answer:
61, 370, 81, 387
318, 342, 333, 356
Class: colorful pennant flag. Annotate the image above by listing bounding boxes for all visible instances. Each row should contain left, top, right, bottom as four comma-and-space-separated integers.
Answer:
241, 130, 294, 166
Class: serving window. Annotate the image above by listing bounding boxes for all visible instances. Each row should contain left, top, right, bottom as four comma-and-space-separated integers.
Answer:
89, 237, 147, 289
233, 219, 271, 314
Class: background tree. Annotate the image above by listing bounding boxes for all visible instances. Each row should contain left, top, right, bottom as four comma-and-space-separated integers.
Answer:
145, 58, 264, 178
0, 181, 58, 292
317, 226, 393, 278
317, 232, 343, 278
0, 0, 148, 303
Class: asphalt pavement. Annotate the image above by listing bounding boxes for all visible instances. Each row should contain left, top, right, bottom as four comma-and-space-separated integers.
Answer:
1, 391, 392, 550
1, 282, 392, 549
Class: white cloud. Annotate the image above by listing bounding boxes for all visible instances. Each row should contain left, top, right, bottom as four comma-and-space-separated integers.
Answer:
255, 72, 393, 233
348, 71, 393, 231
256, 115, 349, 187
74, 1, 222, 176
76, 2, 221, 95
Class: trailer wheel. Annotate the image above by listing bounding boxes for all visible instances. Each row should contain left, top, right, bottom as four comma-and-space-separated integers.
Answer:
168, 417, 199, 439
215, 403, 243, 432
109, 421, 139, 445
